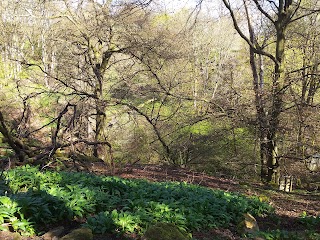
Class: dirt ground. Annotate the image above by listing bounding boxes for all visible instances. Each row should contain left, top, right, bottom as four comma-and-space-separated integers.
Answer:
113, 164, 319, 217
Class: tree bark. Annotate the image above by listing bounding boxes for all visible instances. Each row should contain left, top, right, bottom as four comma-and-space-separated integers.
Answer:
239, 0, 294, 182
0, 112, 29, 162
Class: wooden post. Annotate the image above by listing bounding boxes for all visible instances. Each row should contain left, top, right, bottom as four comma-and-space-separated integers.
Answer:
279, 175, 293, 192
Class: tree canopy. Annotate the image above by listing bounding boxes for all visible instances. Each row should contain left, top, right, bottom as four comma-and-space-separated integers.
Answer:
0, 0, 319, 184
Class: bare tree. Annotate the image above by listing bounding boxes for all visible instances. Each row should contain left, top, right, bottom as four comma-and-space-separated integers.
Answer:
217, 0, 320, 182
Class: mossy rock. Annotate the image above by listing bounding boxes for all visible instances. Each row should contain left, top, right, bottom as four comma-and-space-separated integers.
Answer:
143, 222, 190, 240
237, 213, 259, 235
60, 228, 93, 240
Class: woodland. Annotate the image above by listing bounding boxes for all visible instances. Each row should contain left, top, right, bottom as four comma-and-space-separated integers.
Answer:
0, 0, 319, 239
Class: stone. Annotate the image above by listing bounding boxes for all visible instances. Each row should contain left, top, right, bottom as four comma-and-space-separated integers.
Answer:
306, 154, 320, 172
60, 228, 93, 240
142, 222, 190, 240
42, 226, 65, 240
0, 231, 21, 240
237, 213, 259, 235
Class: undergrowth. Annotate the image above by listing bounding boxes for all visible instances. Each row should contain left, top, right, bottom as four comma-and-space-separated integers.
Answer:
0, 165, 274, 237
250, 229, 320, 240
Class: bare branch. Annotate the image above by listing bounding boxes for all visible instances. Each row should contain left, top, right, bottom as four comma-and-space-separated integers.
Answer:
116, 100, 171, 159
291, 9, 320, 22
221, 0, 278, 65
252, 0, 276, 24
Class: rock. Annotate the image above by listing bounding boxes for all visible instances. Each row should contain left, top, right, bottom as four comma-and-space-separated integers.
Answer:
306, 154, 320, 172
142, 222, 190, 240
0, 231, 21, 240
60, 228, 93, 240
237, 213, 259, 235
42, 226, 65, 240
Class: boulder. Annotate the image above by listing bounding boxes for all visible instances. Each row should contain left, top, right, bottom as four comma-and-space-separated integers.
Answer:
60, 228, 93, 240
42, 226, 65, 240
0, 231, 21, 240
306, 154, 320, 172
142, 222, 190, 240
237, 213, 259, 235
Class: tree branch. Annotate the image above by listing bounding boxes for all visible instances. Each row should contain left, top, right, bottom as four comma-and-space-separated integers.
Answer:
252, 0, 276, 24
221, 0, 278, 66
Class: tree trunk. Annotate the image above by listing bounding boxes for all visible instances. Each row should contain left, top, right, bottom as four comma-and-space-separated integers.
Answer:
93, 104, 106, 158
91, 50, 112, 158
242, 0, 292, 183
264, 4, 288, 183
0, 112, 29, 162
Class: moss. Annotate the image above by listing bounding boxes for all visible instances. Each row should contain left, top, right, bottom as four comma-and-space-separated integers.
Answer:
189, 120, 213, 135
143, 222, 190, 240
237, 213, 259, 235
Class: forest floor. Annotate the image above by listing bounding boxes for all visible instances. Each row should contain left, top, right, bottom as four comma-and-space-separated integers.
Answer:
1, 163, 319, 240
93, 163, 320, 240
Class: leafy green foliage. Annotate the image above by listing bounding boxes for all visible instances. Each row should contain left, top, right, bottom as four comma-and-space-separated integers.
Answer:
83, 211, 116, 234
0, 196, 35, 236
1, 165, 274, 236
299, 212, 320, 230
252, 229, 320, 240
12, 190, 71, 226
